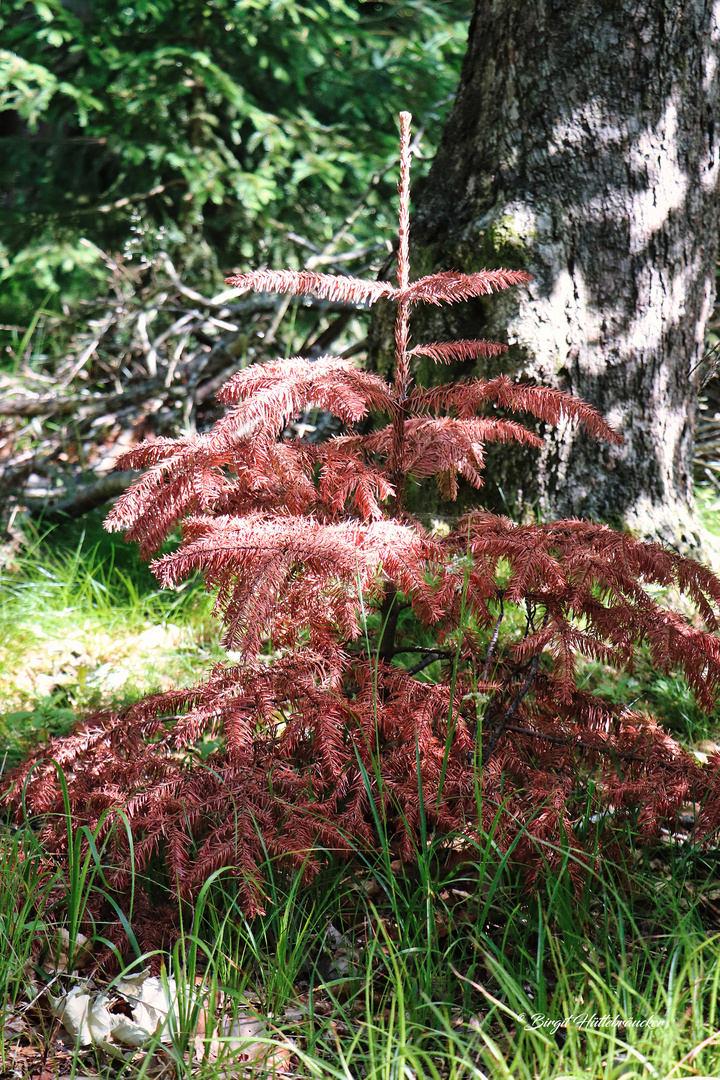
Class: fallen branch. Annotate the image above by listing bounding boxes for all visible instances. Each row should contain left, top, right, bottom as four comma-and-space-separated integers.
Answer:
0, 381, 166, 419
28, 471, 141, 522
0, 248, 378, 518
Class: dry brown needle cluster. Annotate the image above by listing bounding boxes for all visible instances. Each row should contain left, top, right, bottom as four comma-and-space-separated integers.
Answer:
7, 114, 720, 950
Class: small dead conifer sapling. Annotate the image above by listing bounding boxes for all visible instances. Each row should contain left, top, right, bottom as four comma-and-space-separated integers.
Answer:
8, 114, 720, 949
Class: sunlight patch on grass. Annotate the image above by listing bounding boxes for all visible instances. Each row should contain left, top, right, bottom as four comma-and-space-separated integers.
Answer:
0, 518, 221, 769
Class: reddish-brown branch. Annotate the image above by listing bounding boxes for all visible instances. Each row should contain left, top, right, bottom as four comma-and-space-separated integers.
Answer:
481, 651, 542, 765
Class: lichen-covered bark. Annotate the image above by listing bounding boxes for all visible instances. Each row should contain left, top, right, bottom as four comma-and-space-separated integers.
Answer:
399, 0, 720, 548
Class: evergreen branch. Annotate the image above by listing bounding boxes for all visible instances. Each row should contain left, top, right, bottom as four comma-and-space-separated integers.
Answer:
409, 339, 508, 364
402, 268, 531, 306
224, 269, 397, 307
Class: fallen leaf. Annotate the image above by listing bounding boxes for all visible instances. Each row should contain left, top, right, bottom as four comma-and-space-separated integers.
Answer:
48, 985, 93, 1045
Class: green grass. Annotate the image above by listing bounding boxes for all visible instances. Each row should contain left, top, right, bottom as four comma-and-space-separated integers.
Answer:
3, 796, 720, 1079
0, 510, 220, 770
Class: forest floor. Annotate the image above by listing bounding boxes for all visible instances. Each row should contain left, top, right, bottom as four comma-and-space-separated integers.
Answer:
3, 503, 720, 1079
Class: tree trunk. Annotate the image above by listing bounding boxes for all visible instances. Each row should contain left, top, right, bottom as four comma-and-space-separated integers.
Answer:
400, 0, 720, 550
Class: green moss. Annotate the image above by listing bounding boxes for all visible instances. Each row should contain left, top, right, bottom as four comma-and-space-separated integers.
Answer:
478, 213, 534, 269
